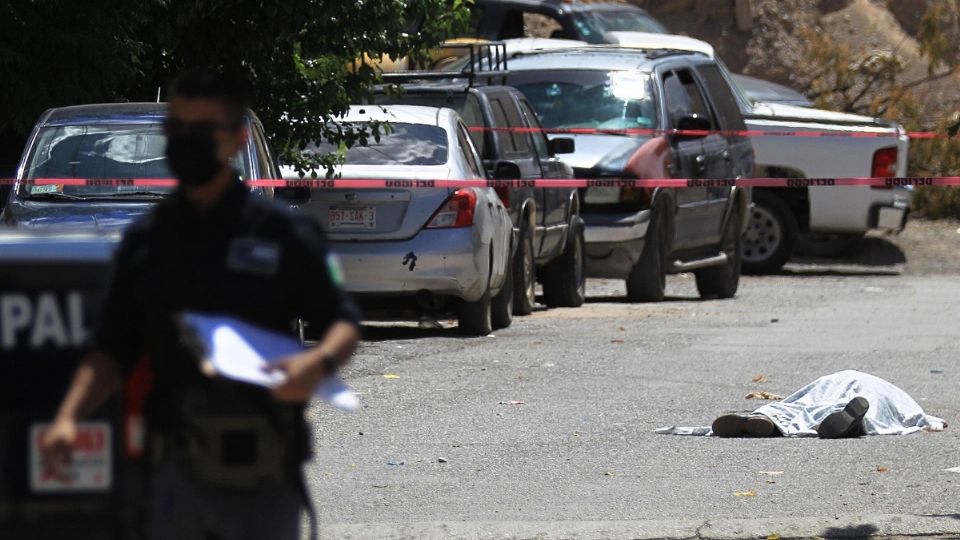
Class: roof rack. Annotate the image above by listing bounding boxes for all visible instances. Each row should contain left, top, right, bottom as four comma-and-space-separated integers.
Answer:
380, 41, 508, 87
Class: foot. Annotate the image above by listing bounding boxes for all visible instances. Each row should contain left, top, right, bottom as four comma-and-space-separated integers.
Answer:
712, 414, 778, 437
817, 397, 870, 439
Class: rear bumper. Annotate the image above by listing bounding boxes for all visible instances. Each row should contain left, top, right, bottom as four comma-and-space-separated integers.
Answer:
582, 209, 651, 279
808, 186, 913, 233
331, 227, 490, 303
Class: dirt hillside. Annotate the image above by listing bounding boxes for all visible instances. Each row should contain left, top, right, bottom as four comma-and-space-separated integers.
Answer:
634, 0, 959, 115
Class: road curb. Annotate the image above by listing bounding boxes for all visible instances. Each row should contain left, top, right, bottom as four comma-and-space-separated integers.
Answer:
319, 514, 960, 539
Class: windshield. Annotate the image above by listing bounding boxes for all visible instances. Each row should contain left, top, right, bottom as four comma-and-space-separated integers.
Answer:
20, 124, 252, 199
571, 10, 669, 44
309, 123, 449, 166
508, 70, 659, 130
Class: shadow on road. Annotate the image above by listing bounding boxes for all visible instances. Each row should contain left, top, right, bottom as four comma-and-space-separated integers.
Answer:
583, 294, 703, 304
360, 323, 464, 342
821, 522, 880, 539
790, 236, 907, 267
820, 523, 880, 539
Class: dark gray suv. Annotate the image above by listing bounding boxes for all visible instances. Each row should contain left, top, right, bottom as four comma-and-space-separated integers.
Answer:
505, 47, 755, 302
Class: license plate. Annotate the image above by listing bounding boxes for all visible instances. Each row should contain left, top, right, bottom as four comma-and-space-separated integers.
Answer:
329, 205, 375, 230
30, 422, 112, 492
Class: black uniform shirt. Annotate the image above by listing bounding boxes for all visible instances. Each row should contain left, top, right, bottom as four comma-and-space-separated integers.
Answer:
95, 179, 361, 434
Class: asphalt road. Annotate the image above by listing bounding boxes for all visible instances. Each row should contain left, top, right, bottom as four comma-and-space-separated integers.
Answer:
306, 225, 960, 540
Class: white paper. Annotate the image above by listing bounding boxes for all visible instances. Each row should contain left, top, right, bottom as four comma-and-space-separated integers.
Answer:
183, 312, 359, 411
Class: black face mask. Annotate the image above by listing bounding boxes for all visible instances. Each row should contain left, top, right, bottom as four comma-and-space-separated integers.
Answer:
165, 131, 224, 188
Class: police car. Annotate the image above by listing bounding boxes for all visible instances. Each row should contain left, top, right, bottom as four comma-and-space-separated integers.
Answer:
0, 230, 141, 539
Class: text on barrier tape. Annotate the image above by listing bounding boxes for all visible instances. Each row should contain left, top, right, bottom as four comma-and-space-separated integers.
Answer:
4, 177, 959, 189
466, 126, 957, 140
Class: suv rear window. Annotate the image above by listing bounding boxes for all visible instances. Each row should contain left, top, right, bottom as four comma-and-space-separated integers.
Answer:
310, 123, 448, 166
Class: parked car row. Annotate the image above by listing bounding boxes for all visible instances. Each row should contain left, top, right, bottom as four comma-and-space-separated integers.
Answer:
0, 35, 801, 340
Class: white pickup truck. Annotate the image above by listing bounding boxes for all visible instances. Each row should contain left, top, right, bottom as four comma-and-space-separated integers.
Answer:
596, 32, 913, 272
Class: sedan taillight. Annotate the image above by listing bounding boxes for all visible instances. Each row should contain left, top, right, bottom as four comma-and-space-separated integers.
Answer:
426, 189, 477, 229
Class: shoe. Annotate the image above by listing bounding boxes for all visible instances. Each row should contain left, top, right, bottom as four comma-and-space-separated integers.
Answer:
712, 414, 777, 437
817, 397, 870, 439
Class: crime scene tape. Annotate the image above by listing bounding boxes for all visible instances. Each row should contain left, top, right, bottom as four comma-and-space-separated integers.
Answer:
4, 177, 960, 189
466, 126, 957, 140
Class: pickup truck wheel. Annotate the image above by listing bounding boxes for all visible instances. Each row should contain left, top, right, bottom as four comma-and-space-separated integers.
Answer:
458, 288, 492, 336
491, 260, 514, 330
742, 191, 797, 274
695, 206, 742, 299
795, 232, 863, 257
542, 216, 586, 307
512, 222, 536, 315
626, 209, 667, 303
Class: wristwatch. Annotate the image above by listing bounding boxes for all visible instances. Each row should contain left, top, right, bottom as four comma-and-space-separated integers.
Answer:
321, 352, 341, 373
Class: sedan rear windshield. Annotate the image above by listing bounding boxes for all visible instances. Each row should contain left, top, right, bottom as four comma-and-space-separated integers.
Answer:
508, 70, 659, 131
311, 123, 449, 166
20, 124, 251, 199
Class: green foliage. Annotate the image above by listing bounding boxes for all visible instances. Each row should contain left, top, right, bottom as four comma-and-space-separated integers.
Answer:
0, 1, 146, 134
0, 0, 472, 175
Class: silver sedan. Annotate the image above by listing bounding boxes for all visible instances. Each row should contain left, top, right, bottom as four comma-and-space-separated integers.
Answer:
283, 105, 515, 336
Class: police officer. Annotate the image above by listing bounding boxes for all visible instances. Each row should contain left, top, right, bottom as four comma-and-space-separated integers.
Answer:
40, 68, 361, 540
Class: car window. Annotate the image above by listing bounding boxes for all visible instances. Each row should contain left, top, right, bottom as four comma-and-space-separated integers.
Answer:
457, 123, 485, 178
499, 10, 565, 39
19, 122, 257, 199
510, 70, 658, 130
498, 98, 532, 155
250, 125, 272, 179
254, 122, 281, 178
517, 98, 550, 162
663, 69, 715, 129
571, 9, 669, 44
490, 98, 516, 154
308, 123, 448, 166
375, 94, 488, 159
461, 95, 486, 157
696, 64, 748, 131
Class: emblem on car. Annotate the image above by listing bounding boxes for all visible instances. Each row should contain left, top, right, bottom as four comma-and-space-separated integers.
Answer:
345, 192, 359, 201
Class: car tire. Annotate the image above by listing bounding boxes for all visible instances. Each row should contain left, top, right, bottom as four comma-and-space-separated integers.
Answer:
512, 221, 536, 315
542, 216, 586, 308
695, 204, 742, 299
459, 288, 493, 336
742, 191, 798, 274
626, 209, 667, 303
491, 259, 514, 330
794, 232, 863, 258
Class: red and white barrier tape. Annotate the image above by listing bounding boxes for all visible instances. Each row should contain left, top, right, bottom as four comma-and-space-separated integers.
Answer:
467, 126, 957, 140
4, 177, 958, 189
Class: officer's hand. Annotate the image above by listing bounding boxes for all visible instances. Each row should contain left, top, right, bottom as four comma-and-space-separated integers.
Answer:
40, 419, 78, 483
268, 351, 330, 403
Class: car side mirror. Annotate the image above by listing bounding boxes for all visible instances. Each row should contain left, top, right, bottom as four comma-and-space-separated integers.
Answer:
674, 114, 712, 139
493, 161, 522, 180
548, 137, 575, 155
275, 186, 312, 205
